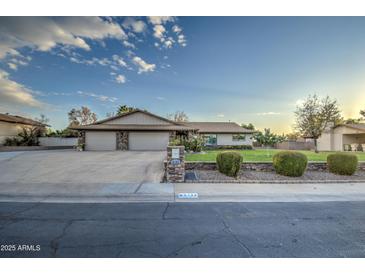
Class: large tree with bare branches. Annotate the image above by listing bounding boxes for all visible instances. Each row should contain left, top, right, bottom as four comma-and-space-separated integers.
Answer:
295, 94, 342, 152
68, 106, 97, 126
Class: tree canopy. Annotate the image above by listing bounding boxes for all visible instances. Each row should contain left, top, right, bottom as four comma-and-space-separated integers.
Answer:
294, 94, 342, 152
68, 106, 97, 126
167, 111, 189, 122
241, 123, 255, 130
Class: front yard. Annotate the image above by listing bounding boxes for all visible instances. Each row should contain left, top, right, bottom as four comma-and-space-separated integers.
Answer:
186, 149, 365, 162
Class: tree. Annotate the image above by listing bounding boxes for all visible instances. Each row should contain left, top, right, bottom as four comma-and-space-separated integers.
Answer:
294, 94, 342, 152
34, 114, 49, 125
117, 105, 137, 115
34, 114, 49, 136
254, 128, 286, 147
360, 108, 365, 120
68, 106, 97, 126
341, 117, 362, 124
167, 111, 189, 122
285, 132, 301, 141
241, 123, 255, 130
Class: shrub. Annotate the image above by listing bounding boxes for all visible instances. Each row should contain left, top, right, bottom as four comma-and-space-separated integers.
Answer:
273, 151, 308, 177
212, 145, 253, 150
327, 153, 358, 175
183, 135, 204, 152
169, 138, 183, 146
216, 151, 243, 177
3, 137, 20, 146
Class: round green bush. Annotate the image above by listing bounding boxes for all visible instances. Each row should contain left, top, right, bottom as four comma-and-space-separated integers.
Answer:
216, 151, 243, 177
327, 153, 358, 175
273, 151, 308, 177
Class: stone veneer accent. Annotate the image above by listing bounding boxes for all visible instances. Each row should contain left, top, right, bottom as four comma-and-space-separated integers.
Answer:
166, 146, 185, 182
185, 161, 365, 171
77, 130, 85, 148
116, 131, 129, 150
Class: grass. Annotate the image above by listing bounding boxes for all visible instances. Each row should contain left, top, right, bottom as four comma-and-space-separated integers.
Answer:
186, 149, 365, 162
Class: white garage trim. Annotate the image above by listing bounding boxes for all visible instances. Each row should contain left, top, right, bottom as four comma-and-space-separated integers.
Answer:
85, 131, 116, 151
129, 131, 169, 151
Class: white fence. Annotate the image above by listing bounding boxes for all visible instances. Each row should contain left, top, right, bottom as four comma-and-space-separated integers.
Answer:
38, 137, 77, 147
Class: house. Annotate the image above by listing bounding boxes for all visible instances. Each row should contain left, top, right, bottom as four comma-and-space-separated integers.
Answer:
70, 109, 255, 151
317, 123, 365, 151
0, 113, 47, 145
182, 122, 255, 147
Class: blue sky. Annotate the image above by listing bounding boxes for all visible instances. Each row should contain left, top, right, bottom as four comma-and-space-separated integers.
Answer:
1, 16, 365, 133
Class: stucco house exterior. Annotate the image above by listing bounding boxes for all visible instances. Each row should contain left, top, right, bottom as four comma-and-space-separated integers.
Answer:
71, 109, 255, 151
317, 123, 365, 151
0, 113, 47, 145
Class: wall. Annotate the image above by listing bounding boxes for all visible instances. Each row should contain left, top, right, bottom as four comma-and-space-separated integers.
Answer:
0, 122, 32, 145
217, 133, 253, 146
317, 132, 332, 151
276, 141, 315, 150
38, 137, 77, 147
105, 112, 170, 125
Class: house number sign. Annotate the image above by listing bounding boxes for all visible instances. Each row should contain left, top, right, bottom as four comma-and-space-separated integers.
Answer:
171, 148, 180, 159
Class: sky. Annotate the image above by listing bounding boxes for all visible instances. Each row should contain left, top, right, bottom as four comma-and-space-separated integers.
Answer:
1, 16, 365, 133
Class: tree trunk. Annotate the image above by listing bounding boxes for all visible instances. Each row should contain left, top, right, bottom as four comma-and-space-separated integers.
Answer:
314, 138, 318, 153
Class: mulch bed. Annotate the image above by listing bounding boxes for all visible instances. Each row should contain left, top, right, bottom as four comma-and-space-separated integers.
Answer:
185, 170, 365, 183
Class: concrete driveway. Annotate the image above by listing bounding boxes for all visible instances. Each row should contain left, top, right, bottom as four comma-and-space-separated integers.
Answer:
0, 150, 166, 184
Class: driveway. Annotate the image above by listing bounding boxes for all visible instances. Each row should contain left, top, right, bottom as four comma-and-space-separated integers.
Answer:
0, 150, 166, 184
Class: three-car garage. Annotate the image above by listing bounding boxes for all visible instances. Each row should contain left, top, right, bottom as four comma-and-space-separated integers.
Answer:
85, 131, 170, 151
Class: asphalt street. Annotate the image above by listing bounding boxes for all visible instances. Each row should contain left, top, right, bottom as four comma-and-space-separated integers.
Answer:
1, 201, 365, 258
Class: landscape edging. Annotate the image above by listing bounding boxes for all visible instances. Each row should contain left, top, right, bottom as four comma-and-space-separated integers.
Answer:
185, 161, 365, 171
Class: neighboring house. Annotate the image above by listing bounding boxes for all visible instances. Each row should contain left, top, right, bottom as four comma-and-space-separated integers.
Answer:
0, 113, 47, 145
70, 109, 255, 151
317, 123, 365, 151
182, 122, 255, 147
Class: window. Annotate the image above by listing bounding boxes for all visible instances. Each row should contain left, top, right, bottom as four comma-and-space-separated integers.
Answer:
203, 134, 217, 145
232, 134, 246, 141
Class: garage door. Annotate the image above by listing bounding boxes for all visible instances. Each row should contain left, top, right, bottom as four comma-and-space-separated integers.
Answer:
129, 132, 169, 151
85, 131, 116, 151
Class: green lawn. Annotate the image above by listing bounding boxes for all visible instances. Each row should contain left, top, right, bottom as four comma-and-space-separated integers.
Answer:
185, 149, 365, 162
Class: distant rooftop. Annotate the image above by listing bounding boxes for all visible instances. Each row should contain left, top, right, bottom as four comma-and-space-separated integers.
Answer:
183, 122, 256, 134
0, 113, 47, 127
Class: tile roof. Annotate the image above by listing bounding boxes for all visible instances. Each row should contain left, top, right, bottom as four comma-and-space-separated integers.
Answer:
183, 122, 256, 133
342, 123, 365, 132
70, 124, 195, 131
0, 113, 47, 127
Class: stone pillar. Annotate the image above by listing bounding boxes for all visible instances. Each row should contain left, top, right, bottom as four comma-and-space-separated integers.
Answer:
116, 131, 129, 150
77, 130, 85, 151
166, 146, 185, 183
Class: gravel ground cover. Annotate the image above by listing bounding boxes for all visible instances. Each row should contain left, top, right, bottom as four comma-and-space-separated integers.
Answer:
190, 170, 365, 183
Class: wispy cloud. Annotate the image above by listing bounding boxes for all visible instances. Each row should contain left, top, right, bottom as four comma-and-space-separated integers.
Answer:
123, 18, 147, 33
0, 17, 127, 59
156, 96, 166, 101
77, 90, 118, 103
132, 56, 156, 74
0, 69, 43, 107
256, 112, 281, 116
115, 74, 126, 84
217, 114, 225, 118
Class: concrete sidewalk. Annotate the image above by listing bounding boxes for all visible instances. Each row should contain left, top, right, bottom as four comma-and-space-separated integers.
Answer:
1, 181, 365, 203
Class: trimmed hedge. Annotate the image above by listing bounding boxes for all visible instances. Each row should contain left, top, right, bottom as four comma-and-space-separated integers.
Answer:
216, 151, 243, 177
205, 145, 253, 150
273, 151, 308, 177
327, 153, 358, 175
